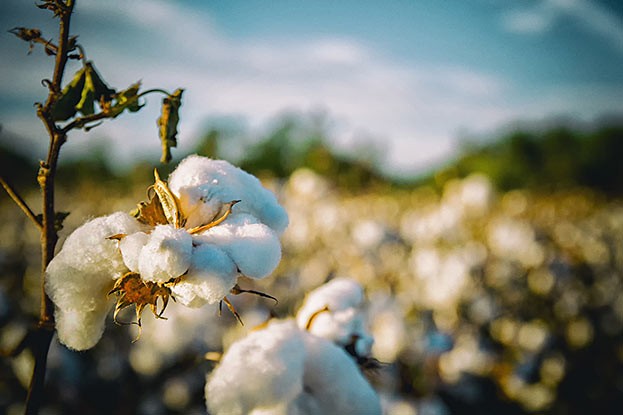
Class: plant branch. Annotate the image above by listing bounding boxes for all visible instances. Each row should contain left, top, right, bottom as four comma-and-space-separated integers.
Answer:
25, 1, 75, 414
0, 176, 43, 230
137, 88, 174, 98
59, 111, 109, 134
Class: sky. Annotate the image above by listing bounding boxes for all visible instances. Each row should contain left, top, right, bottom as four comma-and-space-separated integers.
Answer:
1, 0, 622, 177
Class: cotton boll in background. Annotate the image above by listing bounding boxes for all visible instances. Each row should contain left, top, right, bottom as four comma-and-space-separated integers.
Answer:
293, 332, 382, 415
296, 278, 374, 356
206, 320, 306, 415
129, 306, 227, 376
206, 319, 381, 415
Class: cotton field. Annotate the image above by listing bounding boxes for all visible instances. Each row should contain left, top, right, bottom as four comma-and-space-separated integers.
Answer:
1, 167, 622, 414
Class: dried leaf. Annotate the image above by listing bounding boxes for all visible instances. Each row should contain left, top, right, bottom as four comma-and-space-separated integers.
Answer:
157, 88, 184, 163
51, 66, 86, 121
108, 82, 143, 117
75, 67, 95, 115
87, 62, 115, 103
8, 27, 42, 42
75, 62, 115, 116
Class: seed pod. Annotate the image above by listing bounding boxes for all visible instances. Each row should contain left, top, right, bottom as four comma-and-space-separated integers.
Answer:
152, 169, 184, 228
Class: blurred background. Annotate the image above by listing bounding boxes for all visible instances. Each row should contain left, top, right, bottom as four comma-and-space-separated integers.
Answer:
1, 0, 623, 414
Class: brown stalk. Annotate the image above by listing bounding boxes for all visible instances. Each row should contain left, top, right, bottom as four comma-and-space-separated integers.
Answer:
23, 1, 76, 414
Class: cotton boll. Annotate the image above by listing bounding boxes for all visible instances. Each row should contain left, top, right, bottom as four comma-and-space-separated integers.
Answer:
296, 278, 373, 353
206, 320, 381, 415
138, 225, 192, 283
171, 244, 237, 306
168, 155, 289, 234
298, 278, 365, 315
195, 213, 282, 279
305, 308, 358, 345
293, 333, 382, 415
119, 232, 149, 273
206, 320, 306, 415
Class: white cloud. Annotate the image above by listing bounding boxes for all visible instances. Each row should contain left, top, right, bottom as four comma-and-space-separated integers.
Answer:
71, 2, 515, 175
2, 0, 619, 177
502, 0, 623, 52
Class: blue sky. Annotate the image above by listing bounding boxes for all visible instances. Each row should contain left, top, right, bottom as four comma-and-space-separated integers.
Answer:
1, 0, 622, 176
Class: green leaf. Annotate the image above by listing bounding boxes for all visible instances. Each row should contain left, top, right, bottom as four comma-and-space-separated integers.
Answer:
157, 88, 184, 163
51, 66, 86, 121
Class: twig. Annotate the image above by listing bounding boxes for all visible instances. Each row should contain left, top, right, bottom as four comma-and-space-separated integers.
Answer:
0, 176, 42, 229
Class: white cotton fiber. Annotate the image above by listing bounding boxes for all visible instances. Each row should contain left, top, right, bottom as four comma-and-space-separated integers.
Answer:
171, 244, 238, 306
54, 211, 144, 272
119, 231, 149, 273
195, 213, 282, 279
292, 333, 382, 415
167, 155, 289, 234
137, 225, 193, 283
54, 303, 112, 351
45, 212, 144, 350
296, 278, 374, 356
206, 320, 306, 415
206, 320, 381, 415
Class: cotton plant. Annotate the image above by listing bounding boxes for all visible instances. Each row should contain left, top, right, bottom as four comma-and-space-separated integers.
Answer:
45, 155, 288, 351
206, 278, 381, 415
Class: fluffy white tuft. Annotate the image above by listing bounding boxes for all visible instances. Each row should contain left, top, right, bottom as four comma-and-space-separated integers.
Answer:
118, 231, 149, 273
206, 320, 306, 415
168, 155, 289, 234
194, 213, 282, 279
205, 320, 381, 415
293, 332, 381, 415
296, 278, 374, 357
171, 244, 238, 306
136, 225, 193, 283
45, 212, 144, 350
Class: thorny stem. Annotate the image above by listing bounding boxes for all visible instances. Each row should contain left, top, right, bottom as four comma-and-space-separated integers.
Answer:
25, 1, 75, 414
